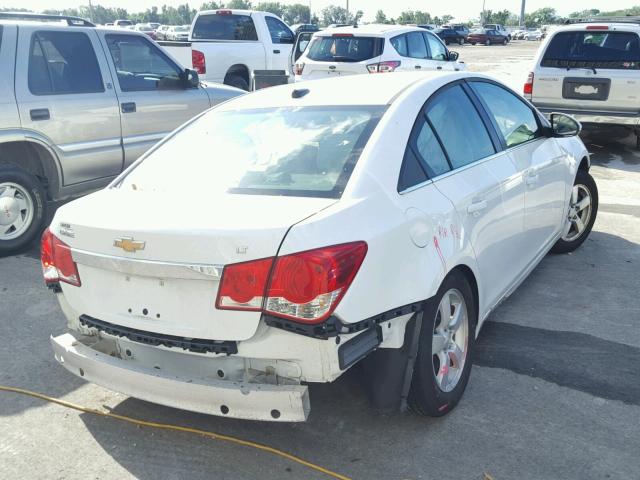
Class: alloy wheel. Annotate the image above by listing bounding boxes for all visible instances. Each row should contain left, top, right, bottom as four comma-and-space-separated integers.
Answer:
0, 182, 34, 241
561, 184, 592, 242
431, 288, 469, 392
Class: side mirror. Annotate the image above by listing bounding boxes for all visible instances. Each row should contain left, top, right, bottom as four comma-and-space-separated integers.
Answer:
448, 51, 459, 61
183, 68, 200, 88
550, 112, 581, 137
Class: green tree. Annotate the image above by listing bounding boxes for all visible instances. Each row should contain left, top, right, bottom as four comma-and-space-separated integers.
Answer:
374, 9, 387, 23
200, 2, 223, 10
320, 5, 349, 25
283, 3, 311, 24
226, 0, 252, 8
441, 14, 454, 25
256, 2, 285, 18
397, 10, 432, 25
524, 7, 558, 27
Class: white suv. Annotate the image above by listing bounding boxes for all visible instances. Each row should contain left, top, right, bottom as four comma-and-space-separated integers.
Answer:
294, 24, 465, 80
525, 19, 640, 144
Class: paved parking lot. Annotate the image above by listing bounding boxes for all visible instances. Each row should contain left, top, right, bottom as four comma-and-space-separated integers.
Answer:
1, 41, 639, 480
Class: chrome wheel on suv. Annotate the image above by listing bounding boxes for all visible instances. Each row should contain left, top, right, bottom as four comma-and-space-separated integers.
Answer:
0, 182, 35, 241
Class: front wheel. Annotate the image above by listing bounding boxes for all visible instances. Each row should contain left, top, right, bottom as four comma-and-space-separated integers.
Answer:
551, 169, 598, 254
485, 39, 491, 46
503, 38, 508, 45
459, 38, 464, 45
0, 166, 47, 254
408, 271, 476, 416
470, 42, 476, 46
224, 74, 249, 91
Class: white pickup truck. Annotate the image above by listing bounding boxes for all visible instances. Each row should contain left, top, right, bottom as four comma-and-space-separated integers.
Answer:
162, 9, 295, 91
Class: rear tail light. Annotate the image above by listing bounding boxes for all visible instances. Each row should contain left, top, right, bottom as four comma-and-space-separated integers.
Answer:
41, 228, 81, 287
586, 25, 608, 30
216, 9, 232, 15
216, 242, 367, 324
294, 63, 305, 75
367, 61, 401, 73
523, 71, 534, 96
332, 33, 353, 37
192, 49, 206, 74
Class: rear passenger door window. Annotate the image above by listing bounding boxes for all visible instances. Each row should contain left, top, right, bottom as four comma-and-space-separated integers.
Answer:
407, 32, 428, 59
470, 81, 541, 148
426, 85, 495, 169
28, 31, 104, 95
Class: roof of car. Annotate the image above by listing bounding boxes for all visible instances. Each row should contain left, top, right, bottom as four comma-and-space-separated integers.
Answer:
216, 71, 474, 111
316, 24, 429, 37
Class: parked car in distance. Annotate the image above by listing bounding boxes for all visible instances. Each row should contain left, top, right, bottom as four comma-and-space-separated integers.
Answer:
512, 29, 526, 40
468, 28, 508, 45
483, 23, 510, 40
432, 27, 465, 46
113, 19, 133, 28
166, 25, 190, 41
186, 9, 295, 90
294, 25, 465, 81
444, 24, 470, 41
133, 23, 157, 40
0, 13, 244, 253
289, 23, 320, 34
525, 19, 640, 146
148, 22, 161, 30
44, 71, 597, 422
524, 29, 543, 41
156, 24, 171, 40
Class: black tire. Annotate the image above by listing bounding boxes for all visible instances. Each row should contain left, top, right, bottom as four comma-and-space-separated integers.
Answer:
551, 169, 598, 254
224, 74, 249, 91
408, 270, 476, 417
485, 39, 491, 46
503, 38, 508, 45
0, 165, 47, 254
444, 39, 450, 46
470, 42, 476, 46
459, 38, 464, 45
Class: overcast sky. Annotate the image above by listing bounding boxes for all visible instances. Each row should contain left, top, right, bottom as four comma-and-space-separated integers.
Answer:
9, 0, 640, 22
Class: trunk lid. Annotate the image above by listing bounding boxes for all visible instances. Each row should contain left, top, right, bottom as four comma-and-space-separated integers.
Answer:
53, 189, 334, 341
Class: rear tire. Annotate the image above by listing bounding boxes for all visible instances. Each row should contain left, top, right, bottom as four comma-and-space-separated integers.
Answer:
470, 42, 476, 46
459, 38, 464, 45
224, 74, 249, 91
503, 38, 508, 45
551, 169, 598, 254
0, 166, 47, 254
408, 271, 476, 417
485, 39, 491, 46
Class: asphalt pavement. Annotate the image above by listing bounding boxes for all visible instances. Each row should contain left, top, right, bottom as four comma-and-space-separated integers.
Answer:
1, 41, 639, 480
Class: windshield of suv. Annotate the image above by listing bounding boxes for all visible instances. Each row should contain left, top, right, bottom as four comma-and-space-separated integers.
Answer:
307, 36, 384, 62
542, 31, 640, 69
119, 106, 385, 198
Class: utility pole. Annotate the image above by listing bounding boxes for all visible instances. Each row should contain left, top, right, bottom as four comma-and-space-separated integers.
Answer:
346, 0, 349, 23
481, 0, 486, 25
520, 0, 526, 27
88, 0, 95, 23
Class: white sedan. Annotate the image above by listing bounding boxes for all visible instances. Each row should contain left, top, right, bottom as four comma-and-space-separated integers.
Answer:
43, 72, 598, 421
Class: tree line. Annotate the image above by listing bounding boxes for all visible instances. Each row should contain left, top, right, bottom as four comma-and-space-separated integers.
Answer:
2, 3, 640, 28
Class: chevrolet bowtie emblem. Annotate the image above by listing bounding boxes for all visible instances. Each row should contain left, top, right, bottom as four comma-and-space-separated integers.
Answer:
113, 237, 146, 253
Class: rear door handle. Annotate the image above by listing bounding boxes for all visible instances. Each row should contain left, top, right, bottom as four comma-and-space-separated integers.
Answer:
273, 49, 280, 54
415, 65, 422, 69
437, 66, 443, 70
467, 200, 487, 216
30, 108, 50, 121
121, 102, 136, 114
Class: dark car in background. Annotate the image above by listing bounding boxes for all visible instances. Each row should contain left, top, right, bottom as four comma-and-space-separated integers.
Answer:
446, 24, 470, 41
468, 28, 508, 45
433, 27, 465, 45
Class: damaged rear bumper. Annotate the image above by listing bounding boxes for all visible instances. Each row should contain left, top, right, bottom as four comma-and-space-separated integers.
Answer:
51, 333, 310, 422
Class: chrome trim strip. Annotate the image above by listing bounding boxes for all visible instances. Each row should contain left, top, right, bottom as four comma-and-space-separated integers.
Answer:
71, 248, 223, 280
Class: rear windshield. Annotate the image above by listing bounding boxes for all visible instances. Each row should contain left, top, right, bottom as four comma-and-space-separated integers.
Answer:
192, 13, 258, 41
542, 31, 640, 69
119, 106, 385, 199
307, 36, 384, 62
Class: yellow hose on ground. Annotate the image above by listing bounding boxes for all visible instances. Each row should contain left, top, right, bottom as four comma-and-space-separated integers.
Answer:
0, 385, 351, 480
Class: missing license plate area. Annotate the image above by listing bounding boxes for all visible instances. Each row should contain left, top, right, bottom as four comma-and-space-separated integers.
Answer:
562, 77, 611, 101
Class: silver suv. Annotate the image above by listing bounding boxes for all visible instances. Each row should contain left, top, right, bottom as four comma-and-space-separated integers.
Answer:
525, 18, 640, 146
0, 12, 243, 253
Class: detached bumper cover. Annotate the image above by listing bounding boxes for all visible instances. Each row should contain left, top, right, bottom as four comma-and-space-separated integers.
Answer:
51, 333, 310, 422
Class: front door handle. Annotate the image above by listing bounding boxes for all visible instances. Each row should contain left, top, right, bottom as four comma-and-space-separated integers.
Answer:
415, 65, 422, 69
121, 102, 136, 114
437, 66, 443, 70
525, 171, 539, 186
467, 200, 487, 216
30, 108, 50, 121
273, 49, 281, 54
